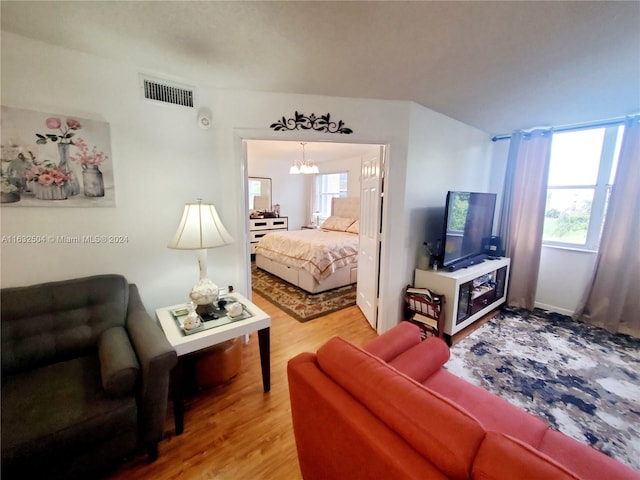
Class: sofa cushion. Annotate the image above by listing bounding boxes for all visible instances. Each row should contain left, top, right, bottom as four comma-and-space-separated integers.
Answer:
424, 369, 549, 448
538, 427, 640, 480
1, 275, 130, 375
472, 431, 580, 480
317, 337, 486, 480
98, 326, 140, 397
1, 354, 137, 471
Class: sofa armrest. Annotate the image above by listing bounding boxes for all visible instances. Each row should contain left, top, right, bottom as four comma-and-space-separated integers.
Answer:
364, 322, 422, 362
125, 284, 177, 451
387, 337, 450, 383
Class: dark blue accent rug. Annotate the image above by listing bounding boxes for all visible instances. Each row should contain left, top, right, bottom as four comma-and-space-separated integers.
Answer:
445, 307, 640, 471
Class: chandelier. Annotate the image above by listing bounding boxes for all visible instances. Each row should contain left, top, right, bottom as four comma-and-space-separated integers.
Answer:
289, 142, 319, 175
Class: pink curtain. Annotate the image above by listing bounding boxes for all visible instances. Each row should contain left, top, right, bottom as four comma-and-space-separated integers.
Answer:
499, 130, 552, 309
574, 116, 640, 337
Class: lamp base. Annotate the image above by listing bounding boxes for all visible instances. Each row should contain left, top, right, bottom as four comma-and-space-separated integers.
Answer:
189, 277, 219, 306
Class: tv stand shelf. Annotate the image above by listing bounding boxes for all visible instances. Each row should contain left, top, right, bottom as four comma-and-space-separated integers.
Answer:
414, 257, 510, 340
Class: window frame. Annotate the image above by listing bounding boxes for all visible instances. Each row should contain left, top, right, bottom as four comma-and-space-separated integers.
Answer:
314, 171, 349, 222
542, 126, 622, 251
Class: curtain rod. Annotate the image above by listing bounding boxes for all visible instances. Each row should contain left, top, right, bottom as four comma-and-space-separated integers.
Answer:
490, 116, 630, 142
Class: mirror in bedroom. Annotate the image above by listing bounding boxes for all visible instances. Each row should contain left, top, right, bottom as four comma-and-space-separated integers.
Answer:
248, 177, 272, 212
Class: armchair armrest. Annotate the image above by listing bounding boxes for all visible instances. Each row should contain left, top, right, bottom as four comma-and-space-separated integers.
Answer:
98, 326, 140, 397
125, 284, 177, 457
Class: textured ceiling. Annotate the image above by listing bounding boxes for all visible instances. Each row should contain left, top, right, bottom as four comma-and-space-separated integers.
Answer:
2, 1, 639, 136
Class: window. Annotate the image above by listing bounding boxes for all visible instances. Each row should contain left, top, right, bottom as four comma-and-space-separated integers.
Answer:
543, 125, 624, 250
314, 172, 348, 222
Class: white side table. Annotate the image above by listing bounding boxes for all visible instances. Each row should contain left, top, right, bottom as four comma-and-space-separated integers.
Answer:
156, 292, 271, 434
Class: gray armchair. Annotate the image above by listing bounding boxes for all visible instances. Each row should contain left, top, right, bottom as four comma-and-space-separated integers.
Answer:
1, 275, 177, 479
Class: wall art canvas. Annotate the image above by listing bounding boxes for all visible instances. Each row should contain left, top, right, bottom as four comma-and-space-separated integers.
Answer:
1, 106, 115, 207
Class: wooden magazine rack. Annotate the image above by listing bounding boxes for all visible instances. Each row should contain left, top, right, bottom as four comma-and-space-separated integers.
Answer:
404, 285, 446, 342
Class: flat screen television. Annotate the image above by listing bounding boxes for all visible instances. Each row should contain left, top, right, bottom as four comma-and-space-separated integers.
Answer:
438, 191, 497, 271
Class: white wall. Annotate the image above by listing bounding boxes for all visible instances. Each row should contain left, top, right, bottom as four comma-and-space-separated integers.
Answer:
1, 31, 508, 331
246, 147, 368, 230
536, 247, 596, 315
488, 139, 510, 228
404, 103, 494, 272
379, 103, 494, 325
1, 31, 413, 329
1, 32, 229, 311
246, 154, 308, 228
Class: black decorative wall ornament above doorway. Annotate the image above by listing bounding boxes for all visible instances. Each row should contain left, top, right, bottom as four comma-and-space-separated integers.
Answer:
270, 111, 353, 134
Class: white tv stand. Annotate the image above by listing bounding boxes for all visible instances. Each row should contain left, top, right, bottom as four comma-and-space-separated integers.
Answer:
414, 257, 510, 341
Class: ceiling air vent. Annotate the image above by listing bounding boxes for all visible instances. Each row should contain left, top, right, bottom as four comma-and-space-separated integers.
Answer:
140, 75, 194, 108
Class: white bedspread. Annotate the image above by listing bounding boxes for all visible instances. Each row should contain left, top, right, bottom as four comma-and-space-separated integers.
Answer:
255, 229, 358, 282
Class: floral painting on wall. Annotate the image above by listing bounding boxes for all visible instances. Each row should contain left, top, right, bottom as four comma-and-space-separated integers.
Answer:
0, 106, 114, 207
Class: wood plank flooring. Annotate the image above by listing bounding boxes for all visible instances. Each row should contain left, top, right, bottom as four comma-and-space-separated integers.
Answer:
105, 293, 378, 480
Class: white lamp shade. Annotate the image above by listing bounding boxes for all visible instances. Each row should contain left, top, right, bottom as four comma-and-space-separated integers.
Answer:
168, 202, 234, 249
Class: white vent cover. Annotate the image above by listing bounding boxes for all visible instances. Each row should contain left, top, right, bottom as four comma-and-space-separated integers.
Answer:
140, 75, 194, 107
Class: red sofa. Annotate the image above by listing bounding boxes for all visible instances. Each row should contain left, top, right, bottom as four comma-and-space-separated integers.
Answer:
287, 322, 639, 480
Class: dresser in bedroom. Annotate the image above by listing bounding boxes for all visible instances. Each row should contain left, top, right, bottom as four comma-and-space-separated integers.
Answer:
249, 217, 288, 258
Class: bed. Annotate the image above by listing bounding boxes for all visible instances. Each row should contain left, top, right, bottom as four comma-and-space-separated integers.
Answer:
255, 197, 360, 294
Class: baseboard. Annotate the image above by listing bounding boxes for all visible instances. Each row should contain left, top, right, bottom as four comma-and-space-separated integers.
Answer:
533, 302, 574, 317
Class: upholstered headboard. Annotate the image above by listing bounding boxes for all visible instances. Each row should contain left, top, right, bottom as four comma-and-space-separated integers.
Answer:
331, 197, 360, 219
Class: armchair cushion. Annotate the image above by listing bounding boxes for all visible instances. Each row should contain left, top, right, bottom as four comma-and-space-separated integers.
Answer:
1, 275, 176, 478
1, 355, 137, 474
98, 326, 140, 397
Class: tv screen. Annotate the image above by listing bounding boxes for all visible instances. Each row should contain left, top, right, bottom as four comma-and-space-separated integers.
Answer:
440, 191, 497, 271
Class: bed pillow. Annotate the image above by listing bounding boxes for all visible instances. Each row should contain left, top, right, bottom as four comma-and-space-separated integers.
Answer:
346, 219, 359, 234
321, 216, 356, 232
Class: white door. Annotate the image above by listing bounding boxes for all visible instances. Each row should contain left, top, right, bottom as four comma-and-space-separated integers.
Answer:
357, 146, 384, 329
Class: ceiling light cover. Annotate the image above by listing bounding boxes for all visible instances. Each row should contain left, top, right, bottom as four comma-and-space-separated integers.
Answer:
289, 142, 319, 175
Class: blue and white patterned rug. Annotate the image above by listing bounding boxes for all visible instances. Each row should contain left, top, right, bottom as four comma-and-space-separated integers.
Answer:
445, 307, 640, 471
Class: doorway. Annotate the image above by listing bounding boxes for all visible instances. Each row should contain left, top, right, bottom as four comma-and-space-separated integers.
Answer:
244, 139, 385, 327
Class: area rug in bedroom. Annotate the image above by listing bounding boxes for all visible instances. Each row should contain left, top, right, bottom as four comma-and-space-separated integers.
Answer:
251, 263, 356, 322
445, 306, 640, 471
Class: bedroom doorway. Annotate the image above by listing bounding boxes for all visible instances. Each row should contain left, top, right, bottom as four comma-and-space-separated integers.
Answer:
245, 139, 386, 326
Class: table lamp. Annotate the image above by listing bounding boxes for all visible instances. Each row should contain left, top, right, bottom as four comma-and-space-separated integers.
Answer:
168, 199, 233, 317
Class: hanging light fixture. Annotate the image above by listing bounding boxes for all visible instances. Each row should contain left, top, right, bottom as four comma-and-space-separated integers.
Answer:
289, 142, 319, 175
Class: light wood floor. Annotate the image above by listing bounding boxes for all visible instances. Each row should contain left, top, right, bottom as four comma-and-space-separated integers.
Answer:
106, 294, 493, 479
106, 293, 378, 480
